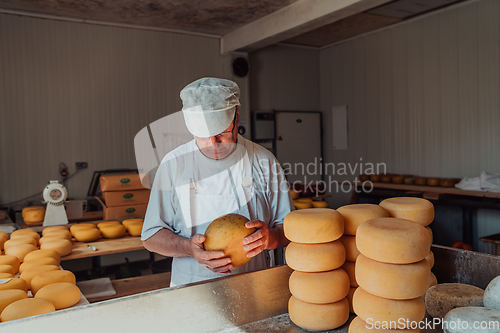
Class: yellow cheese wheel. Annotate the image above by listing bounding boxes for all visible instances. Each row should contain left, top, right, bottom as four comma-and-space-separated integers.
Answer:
122, 219, 144, 228
74, 228, 101, 242
347, 287, 356, 313
127, 223, 143, 237
0, 232, 8, 251
0, 255, 20, 271
19, 257, 60, 274
342, 260, 358, 287
97, 221, 122, 229
4, 237, 38, 250
5, 244, 38, 262
0, 265, 16, 275
0, 289, 28, 314
339, 235, 360, 262
42, 226, 70, 237
70, 224, 97, 237
312, 201, 329, 208
425, 251, 434, 268
289, 268, 350, 304
40, 229, 71, 241
35, 282, 81, 309
293, 201, 313, 210
353, 287, 426, 328
356, 254, 430, 300
40, 239, 72, 257
0, 273, 14, 279
290, 190, 300, 200
100, 225, 127, 239
22, 206, 45, 218
0, 298, 55, 322
0, 278, 28, 292
284, 209, 344, 244
39, 233, 72, 245
379, 197, 434, 226
10, 228, 40, 238
296, 198, 313, 203
20, 265, 60, 289
429, 272, 438, 288
288, 296, 349, 331
356, 217, 432, 264
23, 209, 46, 223
349, 316, 420, 332
24, 249, 61, 264
31, 270, 76, 295
337, 204, 390, 235
286, 241, 346, 272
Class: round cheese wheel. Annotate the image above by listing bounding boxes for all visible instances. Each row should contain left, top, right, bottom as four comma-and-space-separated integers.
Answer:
353, 287, 426, 328
19, 257, 60, 274
379, 197, 434, 226
289, 268, 350, 304
0, 255, 20, 271
443, 306, 500, 333
0, 298, 55, 322
42, 226, 70, 237
342, 261, 358, 287
425, 283, 484, 319
22, 206, 44, 218
284, 209, 344, 244
39, 233, 72, 245
427, 178, 439, 186
127, 223, 143, 237
349, 316, 419, 332
356, 217, 432, 264
20, 265, 59, 289
293, 201, 313, 210
10, 228, 40, 239
100, 225, 127, 239
285, 241, 346, 272
0, 273, 14, 279
5, 244, 38, 262
370, 175, 381, 182
40, 239, 72, 257
0, 265, 16, 275
425, 251, 434, 268
0, 278, 28, 292
97, 221, 122, 229
40, 229, 71, 241
70, 224, 97, 237
290, 190, 300, 200
24, 249, 61, 264
23, 209, 46, 223
122, 219, 144, 229
74, 228, 101, 242
347, 287, 356, 313
0, 289, 28, 314
339, 235, 360, 262
484, 275, 500, 312
0, 232, 8, 251
429, 272, 437, 288
289, 296, 349, 331
35, 282, 81, 309
4, 237, 38, 250
296, 198, 313, 203
312, 201, 329, 208
414, 177, 427, 186
337, 204, 390, 235
356, 254, 430, 300
31, 269, 76, 295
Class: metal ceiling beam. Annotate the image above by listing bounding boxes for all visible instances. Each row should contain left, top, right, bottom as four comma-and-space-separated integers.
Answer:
220, 0, 395, 54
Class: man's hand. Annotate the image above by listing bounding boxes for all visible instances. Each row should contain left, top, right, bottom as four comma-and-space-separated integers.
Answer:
242, 220, 279, 258
190, 234, 233, 274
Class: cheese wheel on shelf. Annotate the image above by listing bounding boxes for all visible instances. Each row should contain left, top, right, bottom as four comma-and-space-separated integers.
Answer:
10, 229, 40, 240
312, 201, 329, 208
39, 229, 71, 241
19, 257, 60, 274
425, 283, 484, 319
349, 316, 420, 332
347, 287, 357, 313
22, 206, 45, 218
23, 209, 46, 223
74, 228, 101, 242
379, 197, 434, 226
70, 224, 97, 237
39, 235, 72, 246
289, 268, 350, 304
0, 265, 16, 275
20, 265, 60, 289
40, 239, 72, 257
0, 298, 55, 322
425, 251, 434, 268
342, 261, 358, 287
42, 226, 70, 237
35, 282, 81, 309
285, 241, 346, 272
337, 204, 390, 235
31, 269, 76, 295
356, 217, 432, 264
100, 225, 127, 239
353, 287, 426, 328
339, 235, 360, 262
290, 190, 300, 200
356, 254, 430, 300
97, 221, 122, 229
127, 223, 143, 237
122, 219, 144, 229
0, 255, 20, 271
296, 198, 313, 203
0, 278, 28, 292
288, 296, 349, 331
0, 289, 28, 314
284, 209, 344, 243
0, 273, 14, 279
5, 244, 38, 262
4, 237, 38, 250
293, 201, 313, 210
24, 249, 61, 264
0, 232, 8, 251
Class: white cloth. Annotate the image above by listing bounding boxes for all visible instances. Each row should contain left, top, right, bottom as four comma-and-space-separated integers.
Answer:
142, 135, 293, 287
455, 172, 500, 192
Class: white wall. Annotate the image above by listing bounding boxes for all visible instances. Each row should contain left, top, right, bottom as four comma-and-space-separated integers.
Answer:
0, 14, 248, 207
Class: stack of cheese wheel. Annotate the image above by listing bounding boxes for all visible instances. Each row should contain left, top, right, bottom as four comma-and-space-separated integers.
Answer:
97, 221, 126, 239
0, 255, 21, 279
336, 204, 389, 314
122, 219, 144, 237
284, 208, 349, 331
4, 229, 40, 262
293, 198, 313, 210
71, 223, 101, 243
350, 197, 434, 331
38, 226, 72, 257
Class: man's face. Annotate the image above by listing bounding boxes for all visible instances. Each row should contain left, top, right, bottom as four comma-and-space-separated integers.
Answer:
194, 111, 239, 160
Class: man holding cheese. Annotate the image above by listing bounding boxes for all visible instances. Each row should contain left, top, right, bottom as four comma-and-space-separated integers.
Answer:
141, 77, 293, 287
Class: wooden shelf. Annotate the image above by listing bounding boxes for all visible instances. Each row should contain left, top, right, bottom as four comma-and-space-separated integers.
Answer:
62, 236, 145, 261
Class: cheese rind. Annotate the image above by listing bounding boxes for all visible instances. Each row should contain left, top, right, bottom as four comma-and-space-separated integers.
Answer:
339, 235, 360, 261
39, 229, 72, 241
127, 223, 143, 237
0, 298, 55, 322
0, 278, 28, 292
74, 228, 101, 242
4, 237, 38, 250
40, 239, 72, 257
443, 306, 500, 333
293, 201, 313, 210
122, 219, 144, 229
35, 282, 81, 309
0, 289, 28, 314
284, 209, 344, 243
342, 261, 358, 287
5, 244, 38, 262
312, 201, 329, 208
379, 197, 434, 226
484, 275, 500, 311
288, 296, 349, 331
10, 229, 40, 240
0, 255, 20, 272
0, 232, 9, 251
70, 224, 97, 237
19, 257, 60, 274
0, 265, 16, 275
19, 265, 60, 289
24, 249, 61, 264
425, 251, 434, 268
425, 283, 484, 319
100, 225, 127, 239
97, 221, 122, 229
31, 270, 76, 295
289, 268, 350, 304
348, 316, 420, 332
347, 287, 357, 313
285, 241, 346, 272
337, 204, 389, 235
42, 226, 70, 237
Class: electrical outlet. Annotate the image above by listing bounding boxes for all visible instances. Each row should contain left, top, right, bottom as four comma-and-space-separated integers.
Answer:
75, 162, 88, 170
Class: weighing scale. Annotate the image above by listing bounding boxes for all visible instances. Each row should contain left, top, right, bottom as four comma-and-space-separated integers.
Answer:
42, 180, 69, 226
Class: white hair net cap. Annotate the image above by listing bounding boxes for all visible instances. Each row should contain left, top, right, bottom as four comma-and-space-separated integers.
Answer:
180, 77, 240, 138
